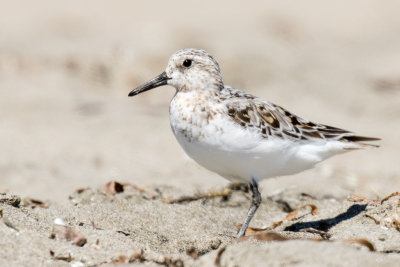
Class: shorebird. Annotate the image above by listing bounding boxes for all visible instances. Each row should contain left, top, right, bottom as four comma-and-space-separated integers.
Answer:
128, 48, 379, 237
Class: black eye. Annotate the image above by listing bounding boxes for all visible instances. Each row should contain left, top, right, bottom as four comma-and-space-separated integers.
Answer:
182, 59, 192, 68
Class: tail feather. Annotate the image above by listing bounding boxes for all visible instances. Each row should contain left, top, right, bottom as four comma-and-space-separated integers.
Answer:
342, 135, 381, 149
342, 135, 381, 142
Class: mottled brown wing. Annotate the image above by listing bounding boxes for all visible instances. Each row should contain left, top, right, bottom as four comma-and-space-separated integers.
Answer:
226, 100, 302, 139
226, 99, 380, 144
276, 105, 380, 143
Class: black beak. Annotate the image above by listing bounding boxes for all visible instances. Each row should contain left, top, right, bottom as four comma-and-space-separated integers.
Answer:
128, 71, 170, 97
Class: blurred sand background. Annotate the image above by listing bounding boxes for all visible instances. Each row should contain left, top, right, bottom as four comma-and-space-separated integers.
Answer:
1, 0, 400, 201
1, 0, 400, 266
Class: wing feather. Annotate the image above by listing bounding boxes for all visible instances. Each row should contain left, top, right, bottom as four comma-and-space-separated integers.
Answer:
223, 87, 380, 146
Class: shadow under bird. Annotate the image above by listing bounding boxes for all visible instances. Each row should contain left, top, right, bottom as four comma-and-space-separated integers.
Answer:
128, 48, 380, 237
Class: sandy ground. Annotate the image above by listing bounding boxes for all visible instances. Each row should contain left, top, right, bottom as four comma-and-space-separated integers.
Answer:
1, 0, 400, 266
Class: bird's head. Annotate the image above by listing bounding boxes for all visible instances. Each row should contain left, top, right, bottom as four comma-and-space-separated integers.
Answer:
128, 48, 223, 97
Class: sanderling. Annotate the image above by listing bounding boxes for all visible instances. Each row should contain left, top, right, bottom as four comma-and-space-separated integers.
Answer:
128, 48, 380, 237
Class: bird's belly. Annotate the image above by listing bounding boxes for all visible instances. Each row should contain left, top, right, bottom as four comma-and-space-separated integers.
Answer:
172, 126, 321, 183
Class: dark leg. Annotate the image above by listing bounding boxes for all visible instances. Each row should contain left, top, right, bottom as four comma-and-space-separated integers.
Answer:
236, 178, 262, 237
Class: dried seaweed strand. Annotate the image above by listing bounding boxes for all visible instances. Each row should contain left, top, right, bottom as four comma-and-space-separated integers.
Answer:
380, 192, 400, 204
342, 238, 375, 251
214, 246, 227, 267
347, 192, 400, 205
346, 194, 379, 203
162, 188, 231, 204
299, 227, 330, 240
123, 183, 156, 198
